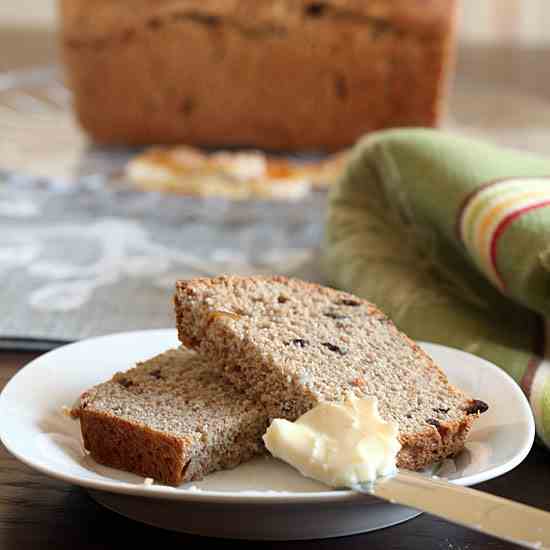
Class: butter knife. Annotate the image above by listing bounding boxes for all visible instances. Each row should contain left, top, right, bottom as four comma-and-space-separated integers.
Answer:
355, 471, 550, 549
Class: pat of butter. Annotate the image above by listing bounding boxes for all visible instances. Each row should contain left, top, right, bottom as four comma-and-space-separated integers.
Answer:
263, 395, 401, 488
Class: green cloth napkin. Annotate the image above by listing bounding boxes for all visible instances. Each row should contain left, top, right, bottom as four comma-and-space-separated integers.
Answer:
323, 128, 550, 448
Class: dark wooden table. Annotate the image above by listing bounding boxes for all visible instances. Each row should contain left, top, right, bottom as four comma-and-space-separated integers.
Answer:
1, 352, 549, 550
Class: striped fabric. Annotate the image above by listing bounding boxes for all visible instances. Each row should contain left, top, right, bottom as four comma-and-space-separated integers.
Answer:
459, 178, 550, 290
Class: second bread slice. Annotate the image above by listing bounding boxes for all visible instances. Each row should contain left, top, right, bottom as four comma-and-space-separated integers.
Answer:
72, 348, 269, 485
174, 276, 488, 471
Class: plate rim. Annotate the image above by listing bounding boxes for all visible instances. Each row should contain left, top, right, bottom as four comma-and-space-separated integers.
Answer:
0, 329, 535, 504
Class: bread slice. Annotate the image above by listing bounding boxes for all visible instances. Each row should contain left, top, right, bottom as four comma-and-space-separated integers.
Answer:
72, 348, 269, 485
174, 276, 488, 471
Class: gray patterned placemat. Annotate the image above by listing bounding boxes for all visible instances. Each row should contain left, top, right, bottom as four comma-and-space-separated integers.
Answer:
1, 175, 326, 350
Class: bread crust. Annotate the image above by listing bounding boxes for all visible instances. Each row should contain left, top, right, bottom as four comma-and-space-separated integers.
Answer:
60, 0, 457, 150
78, 408, 192, 485
397, 415, 474, 470
174, 275, 487, 471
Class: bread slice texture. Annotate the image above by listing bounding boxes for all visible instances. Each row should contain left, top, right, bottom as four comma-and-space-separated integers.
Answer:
72, 348, 269, 485
174, 276, 488, 471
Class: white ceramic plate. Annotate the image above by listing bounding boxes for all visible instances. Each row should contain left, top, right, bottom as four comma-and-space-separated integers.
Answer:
0, 330, 535, 539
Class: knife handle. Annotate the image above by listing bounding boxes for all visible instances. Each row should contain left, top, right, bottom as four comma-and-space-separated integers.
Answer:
360, 471, 550, 549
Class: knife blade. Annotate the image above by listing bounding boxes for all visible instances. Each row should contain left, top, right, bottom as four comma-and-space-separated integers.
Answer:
355, 470, 550, 549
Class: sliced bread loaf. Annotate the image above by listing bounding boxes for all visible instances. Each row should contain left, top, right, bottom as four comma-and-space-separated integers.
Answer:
72, 348, 269, 485
174, 276, 488, 470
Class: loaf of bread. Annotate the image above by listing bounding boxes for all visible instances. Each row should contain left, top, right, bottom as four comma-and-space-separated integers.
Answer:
174, 276, 488, 471
72, 348, 269, 485
61, 0, 457, 151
